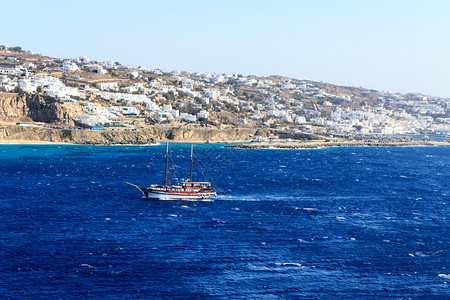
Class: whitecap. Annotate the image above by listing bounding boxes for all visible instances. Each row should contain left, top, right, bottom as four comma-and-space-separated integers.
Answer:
438, 274, 450, 279
275, 262, 303, 267
303, 207, 318, 211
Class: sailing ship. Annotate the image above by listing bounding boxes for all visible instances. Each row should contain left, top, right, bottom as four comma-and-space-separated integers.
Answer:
126, 143, 218, 200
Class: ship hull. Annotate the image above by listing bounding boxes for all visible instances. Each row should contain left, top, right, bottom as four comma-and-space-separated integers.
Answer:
144, 188, 216, 201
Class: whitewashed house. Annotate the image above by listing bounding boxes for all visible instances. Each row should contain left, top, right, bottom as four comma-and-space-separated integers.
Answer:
60, 60, 79, 72
22, 62, 35, 70
204, 88, 220, 99
18, 79, 38, 92
129, 71, 140, 78
0, 76, 17, 91
0, 65, 24, 76
294, 116, 306, 124
76, 56, 90, 64
96, 82, 118, 91
197, 110, 209, 119
89, 65, 107, 74
151, 69, 163, 76
101, 60, 117, 69
123, 85, 138, 93
181, 78, 195, 90
178, 113, 196, 122
107, 106, 140, 117
162, 104, 179, 118
77, 114, 109, 127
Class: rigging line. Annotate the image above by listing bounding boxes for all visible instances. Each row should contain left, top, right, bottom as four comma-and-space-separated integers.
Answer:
193, 148, 212, 177
167, 166, 178, 182
190, 148, 209, 182
196, 158, 211, 183
194, 150, 219, 186
195, 148, 227, 179
164, 146, 182, 184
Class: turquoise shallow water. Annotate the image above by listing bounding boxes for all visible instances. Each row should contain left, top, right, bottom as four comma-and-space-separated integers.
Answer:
0, 144, 448, 298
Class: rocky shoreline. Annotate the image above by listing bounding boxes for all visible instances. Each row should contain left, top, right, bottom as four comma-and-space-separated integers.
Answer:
225, 140, 437, 149
0, 124, 446, 148
0, 125, 257, 145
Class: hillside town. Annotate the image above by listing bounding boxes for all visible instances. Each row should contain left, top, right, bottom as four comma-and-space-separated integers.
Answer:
1, 45, 449, 141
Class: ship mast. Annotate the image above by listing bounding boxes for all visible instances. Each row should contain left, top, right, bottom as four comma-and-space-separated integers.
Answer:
190, 144, 193, 182
164, 142, 169, 187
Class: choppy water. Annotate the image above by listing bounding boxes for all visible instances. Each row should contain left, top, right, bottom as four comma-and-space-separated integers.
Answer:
0, 144, 448, 298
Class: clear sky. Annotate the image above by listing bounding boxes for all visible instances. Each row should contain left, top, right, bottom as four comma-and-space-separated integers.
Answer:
2, 0, 449, 97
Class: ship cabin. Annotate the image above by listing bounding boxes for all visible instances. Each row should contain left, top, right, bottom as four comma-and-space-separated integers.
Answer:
181, 182, 212, 189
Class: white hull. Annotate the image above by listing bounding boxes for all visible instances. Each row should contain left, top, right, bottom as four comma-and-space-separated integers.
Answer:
143, 189, 216, 201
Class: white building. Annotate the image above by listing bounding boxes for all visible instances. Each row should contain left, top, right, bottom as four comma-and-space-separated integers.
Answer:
22, 62, 35, 70
163, 104, 173, 111
0, 65, 24, 76
123, 85, 138, 93
294, 116, 306, 124
59, 60, 79, 72
162, 104, 179, 118
76, 56, 90, 64
129, 71, 140, 78
89, 65, 107, 74
0, 75, 17, 91
96, 82, 118, 91
181, 78, 195, 90
107, 106, 140, 116
178, 113, 196, 122
100, 60, 117, 69
151, 69, 163, 76
204, 88, 220, 99
197, 110, 209, 119
77, 114, 109, 127
18, 79, 38, 92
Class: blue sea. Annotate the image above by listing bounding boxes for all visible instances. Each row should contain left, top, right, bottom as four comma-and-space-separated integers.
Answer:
0, 143, 448, 298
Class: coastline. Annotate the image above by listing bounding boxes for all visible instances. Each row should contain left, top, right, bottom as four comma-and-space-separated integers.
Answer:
0, 124, 255, 145
225, 140, 448, 149
1, 123, 448, 147
0, 138, 243, 145
0, 139, 70, 145
1, 138, 448, 148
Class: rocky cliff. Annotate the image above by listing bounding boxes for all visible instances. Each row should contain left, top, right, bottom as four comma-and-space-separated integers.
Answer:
0, 92, 82, 124
0, 92, 260, 144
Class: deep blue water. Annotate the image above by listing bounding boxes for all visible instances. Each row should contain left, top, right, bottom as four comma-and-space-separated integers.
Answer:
0, 143, 448, 298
